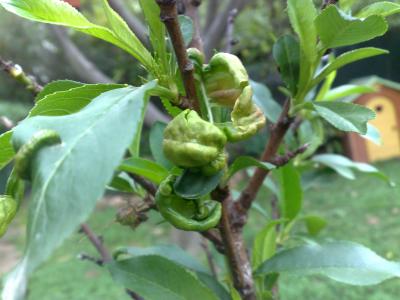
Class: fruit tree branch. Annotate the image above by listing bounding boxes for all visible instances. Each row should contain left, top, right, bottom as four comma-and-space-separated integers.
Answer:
233, 100, 294, 227
156, 0, 200, 112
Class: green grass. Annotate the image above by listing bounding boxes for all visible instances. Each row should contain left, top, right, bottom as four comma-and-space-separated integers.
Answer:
279, 158, 400, 300
1, 159, 399, 300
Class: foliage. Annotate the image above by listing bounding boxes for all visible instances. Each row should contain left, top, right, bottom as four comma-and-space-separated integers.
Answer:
0, 1, 399, 300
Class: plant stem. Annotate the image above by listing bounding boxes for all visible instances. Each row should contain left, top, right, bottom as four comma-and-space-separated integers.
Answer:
80, 223, 112, 263
213, 187, 256, 300
233, 100, 293, 227
201, 238, 218, 278
156, 0, 200, 112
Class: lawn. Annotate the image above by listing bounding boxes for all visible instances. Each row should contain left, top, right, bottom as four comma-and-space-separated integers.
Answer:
1, 159, 399, 300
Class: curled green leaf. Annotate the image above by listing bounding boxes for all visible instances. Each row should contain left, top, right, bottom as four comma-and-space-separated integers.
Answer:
155, 176, 222, 231
14, 129, 62, 180
0, 195, 17, 238
203, 53, 266, 141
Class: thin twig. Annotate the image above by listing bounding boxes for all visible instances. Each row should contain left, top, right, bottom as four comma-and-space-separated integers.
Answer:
233, 100, 293, 227
269, 143, 309, 167
129, 174, 158, 198
204, 0, 254, 58
80, 224, 112, 262
204, 0, 221, 33
156, 0, 200, 112
80, 223, 143, 300
78, 253, 104, 266
0, 56, 42, 95
183, 0, 204, 51
200, 230, 225, 253
0, 116, 14, 130
225, 8, 238, 53
200, 238, 218, 278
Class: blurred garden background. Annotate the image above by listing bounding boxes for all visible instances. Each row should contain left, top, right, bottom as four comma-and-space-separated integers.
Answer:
1, 0, 400, 299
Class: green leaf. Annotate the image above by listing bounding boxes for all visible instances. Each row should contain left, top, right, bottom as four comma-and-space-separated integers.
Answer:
225, 156, 275, 182
312, 48, 388, 87
273, 35, 300, 95
312, 153, 392, 184
108, 172, 138, 194
252, 220, 285, 269
30, 83, 125, 116
35, 80, 83, 102
362, 123, 381, 146
297, 119, 324, 159
108, 255, 219, 300
287, 0, 318, 95
139, 0, 168, 74
149, 122, 173, 169
255, 240, 400, 285
323, 84, 375, 101
229, 285, 242, 300
113, 245, 230, 300
178, 15, 194, 47
356, 1, 400, 18
100, 0, 155, 71
0, 0, 155, 70
2, 83, 155, 300
114, 245, 208, 273
117, 245, 230, 299
315, 5, 388, 49
119, 157, 169, 185
315, 63, 337, 102
0, 131, 15, 170
250, 80, 282, 123
313, 101, 375, 134
251, 202, 269, 218
276, 163, 302, 221
174, 169, 223, 199
301, 215, 327, 236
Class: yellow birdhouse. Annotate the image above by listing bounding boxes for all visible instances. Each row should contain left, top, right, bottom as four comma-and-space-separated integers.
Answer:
345, 76, 400, 162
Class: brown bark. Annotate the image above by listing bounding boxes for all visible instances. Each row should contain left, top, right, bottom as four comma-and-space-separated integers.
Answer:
156, 0, 200, 112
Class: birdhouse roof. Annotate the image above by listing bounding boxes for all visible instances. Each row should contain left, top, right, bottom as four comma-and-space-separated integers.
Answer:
352, 76, 400, 91
343, 76, 400, 103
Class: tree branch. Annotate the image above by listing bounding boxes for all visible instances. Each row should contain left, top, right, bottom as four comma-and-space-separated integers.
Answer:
0, 56, 42, 95
51, 27, 170, 126
183, 0, 204, 51
204, 0, 221, 33
156, 0, 200, 112
225, 8, 238, 53
108, 0, 148, 44
233, 100, 294, 227
212, 187, 255, 300
269, 143, 309, 167
204, 0, 253, 58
